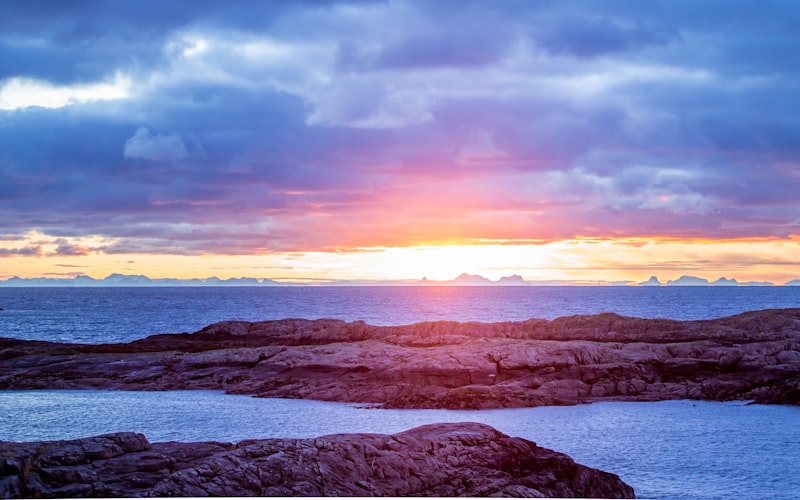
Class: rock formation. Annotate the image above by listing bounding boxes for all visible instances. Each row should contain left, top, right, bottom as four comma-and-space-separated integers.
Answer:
0, 423, 635, 498
1, 308, 799, 408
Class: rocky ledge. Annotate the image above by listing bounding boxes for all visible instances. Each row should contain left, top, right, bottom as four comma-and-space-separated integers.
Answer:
1, 308, 799, 408
0, 422, 634, 498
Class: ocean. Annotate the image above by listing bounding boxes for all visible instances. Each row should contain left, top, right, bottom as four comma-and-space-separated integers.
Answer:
2, 286, 800, 499
1, 285, 800, 343
2, 391, 799, 500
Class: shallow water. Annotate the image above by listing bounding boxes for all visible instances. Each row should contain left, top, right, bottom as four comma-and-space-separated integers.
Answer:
2, 390, 799, 500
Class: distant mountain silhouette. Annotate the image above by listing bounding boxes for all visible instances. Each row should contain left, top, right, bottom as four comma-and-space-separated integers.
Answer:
453, 273, 493, 285
639, 275, 662, 286
417, 273, 531, 286
0, 272, 787, 287
497, 274, 528, 285
667, 275, 709, 286
0, 274, 282, 287
664, 275, 775, 286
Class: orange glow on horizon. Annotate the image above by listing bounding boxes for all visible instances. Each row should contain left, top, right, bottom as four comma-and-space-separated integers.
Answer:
2, 232, 800, 285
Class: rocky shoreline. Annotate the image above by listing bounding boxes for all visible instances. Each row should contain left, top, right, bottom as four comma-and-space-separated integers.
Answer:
0, 423, 635, 498
1, 308, 799, 408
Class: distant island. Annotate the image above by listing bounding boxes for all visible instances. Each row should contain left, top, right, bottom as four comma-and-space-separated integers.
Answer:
638, 275, 777, 287
0, 272, 798, 287
0, 273, 280, 287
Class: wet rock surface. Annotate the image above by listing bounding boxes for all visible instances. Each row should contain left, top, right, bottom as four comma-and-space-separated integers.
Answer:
0, 423, 634, 498
1, 309, 799, 408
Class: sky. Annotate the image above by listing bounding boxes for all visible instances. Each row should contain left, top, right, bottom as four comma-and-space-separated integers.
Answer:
2, 0, 800, 284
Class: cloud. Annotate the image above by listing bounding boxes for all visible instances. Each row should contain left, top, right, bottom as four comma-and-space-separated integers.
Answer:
0, 74, 131, 110
123, 127, 189, 161
1, 0, 800, 257
0, 246, 41, 257
52, 242, 91, 256
336, 19, 516, 72
532, 13, 679, 58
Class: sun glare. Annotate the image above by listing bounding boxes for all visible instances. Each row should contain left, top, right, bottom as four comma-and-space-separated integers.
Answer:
3, 232, 800, 284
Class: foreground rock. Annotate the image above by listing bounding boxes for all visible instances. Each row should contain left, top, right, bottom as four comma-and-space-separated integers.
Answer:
1, 308, 799, 408
0, 422, 634, 498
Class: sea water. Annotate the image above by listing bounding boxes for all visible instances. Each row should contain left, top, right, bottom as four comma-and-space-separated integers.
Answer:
1, 286, 800, 498
1, 285, 799, 343
1, 390, 799, 500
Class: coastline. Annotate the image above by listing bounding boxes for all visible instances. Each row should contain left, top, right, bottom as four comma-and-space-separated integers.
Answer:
3, 308, 799, 497
1, 308, 799, 408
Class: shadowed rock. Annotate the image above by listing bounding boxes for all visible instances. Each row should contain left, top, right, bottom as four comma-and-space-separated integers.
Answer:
0, 423, 634, 498
1, 309, 799, 408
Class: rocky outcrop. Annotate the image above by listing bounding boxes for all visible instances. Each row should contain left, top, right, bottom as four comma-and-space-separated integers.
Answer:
1, 309, 799, 408
0, 423, 635, 498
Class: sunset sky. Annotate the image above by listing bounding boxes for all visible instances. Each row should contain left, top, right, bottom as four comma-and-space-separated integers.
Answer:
2, 0, 800, 284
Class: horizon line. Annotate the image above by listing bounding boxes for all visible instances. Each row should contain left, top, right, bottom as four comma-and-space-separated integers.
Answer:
1, 272, 798, 287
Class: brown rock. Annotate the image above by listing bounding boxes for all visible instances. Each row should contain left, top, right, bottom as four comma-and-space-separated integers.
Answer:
1, 308, 799, 408
0, 423, 634, 498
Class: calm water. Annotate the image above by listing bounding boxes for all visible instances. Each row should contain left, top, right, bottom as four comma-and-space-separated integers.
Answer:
1, 286, 799, 343
2, 391, 799, 500
2, 287, 800, 498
